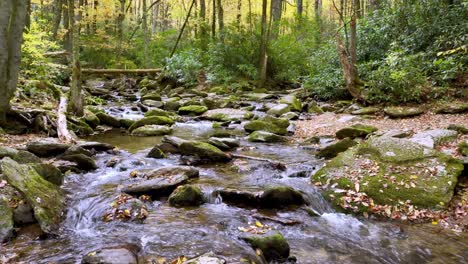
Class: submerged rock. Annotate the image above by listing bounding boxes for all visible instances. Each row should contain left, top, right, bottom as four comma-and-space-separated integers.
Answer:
131, 125, 173, 136
384, 107, 424, 118
1, 158, 65, 234
316, 138, 358, 159
335, 124, 377, 139
27, 138, 71, 157
168, 185, 204, 207
179, 141, 231, 162
82, 247, 138, 264
247, 131, 287, 143
182, 252, 226, 264
241, 232, 290, 262
312, 137, 463, 212
209, 137, 240, 149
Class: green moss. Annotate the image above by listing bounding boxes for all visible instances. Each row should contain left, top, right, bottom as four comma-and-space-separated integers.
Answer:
317, 138, 358, 159
168, 185, 204, 207
144, 108, 175, 118
178, 105, 208, 115
336, 124, 378, 139
243, 232, 290, 262
141, 92, 161, 101
179, 141, 231, 162
128, 116, 175, 132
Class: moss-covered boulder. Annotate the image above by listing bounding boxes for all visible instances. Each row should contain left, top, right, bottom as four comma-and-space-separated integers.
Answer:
280, 95, 302, 112
244, 116, 289, 135
260, 186, 305, 208
247, 131, 286, 143
384, 107, 424, 118
144, 108, 174, 118
131, 125, 173, 136
266, 104, 290, 117
27, 138, 71, 157
82, 110, 100, 128
336, 124, 378, 139
436, 103, 468, 114
96, 112, 122, 127
242, 232, 290, 262
147, 146, 166, 159
202, 108, 253, 122
0, 196, 14, 242
1, 158, 65, 234
447, 124, 468, 135
0, 146, 42, 164
280, 112, 299, 120
244, 93, 276, 101
128, 116, 175, 132
317, 138, 358, 159
307, 102, 324, 114
30, 163, 64, 185
168, 185, 204, 207
459, 141, 468, 156
312, 137, 463, 214
179, 141, 231, 162
209, 137, 240, 149
178, 105, 208, 116
351, 107, 380, 115
163, 100, 181, 112
141, 92, 161, 101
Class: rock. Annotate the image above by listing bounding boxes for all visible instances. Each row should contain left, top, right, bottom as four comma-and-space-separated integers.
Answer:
105, 157, 120, 168
244, 116, 290, 135
244, 93, 276, 101
206, 138, 231, 150
120, 119, 136, 129
128, 116, 175, 132
179, 141, 231, 162
312, 137, 464, 211
141, 92, 161, 101
122, 166, 199, 198
209, 137, 240, 149
409, 129, 458, 148
458, 141, 468, 156
27, 138, 71, 157
144, 108, 174, 118
13, 201, 35, 226
178, 105, 208, 115
202, 108, 253, 122
447, 124, 468, 135
336, 124, 378, 139
307, 102, 324, 114
242, 232, 290, 262
260, 186, 305, 208
0, 146, 42, 164
384, 107, 424, 118
142, 100, 164, 108
78, 141, 115, 152
168, 185, 204, 207
248, 131, 287, 143
266, 104, 290, 117
82, 247, 138, 264
30, 163, 64, 185
436, 103, 468, 114
60, 154, 98, 171
217, 189, 262, 207
162, 136, 188, 148
96, 112, 122, 127
380, 129, 412, 138
131, 125, 173, 136
1, 158, 65, 234
182, 252, 226, 264
163, 100, 181, 111
351, 107, 379, 115
147, 146, 166, 159
280, 112, 299, 120
317, 138, 358, 159
0, 197, 14, 242
64, 145, 93, 157
280, 95, 302, 112
82, 110, 100, 129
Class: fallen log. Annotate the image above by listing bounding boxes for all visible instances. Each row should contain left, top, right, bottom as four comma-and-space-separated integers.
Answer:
57, 95, 77, 144
43, 51, 71, 57
81, 69, 162, 75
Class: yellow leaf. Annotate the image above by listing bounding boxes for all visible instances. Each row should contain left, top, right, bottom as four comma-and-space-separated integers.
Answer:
255, 221, 264, 228
432, 221, 438, 225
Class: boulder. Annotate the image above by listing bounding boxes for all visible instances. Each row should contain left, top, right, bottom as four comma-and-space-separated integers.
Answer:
266, 104, 290, 117
1, 158, 65, 234
168, 185, 204, 207
30, 163, 64, 185
244, 93, 276, 101
351, 107, 379, 115
82, 247, 138, 264
260, 186, 305, 208
128, 116, 175, 132
82, 110, 100, 128
64, 145, 93, 157
202, 108, 253, 122
209, 137, 240, 149
178, 105, 208, 115
182, 252, 225, 264
0, 146, 42, 164
0, 197, 14, 242
280, 112, 299, 120
163, 100, 181, 111
131, 125, 173, 136
27, 138, 71, 157
147, 146, 166, 159
144, 108, 174, 118
60, 154, 98, 171
335, 124, 378, 139
316, 138, 358, 159
307, 102, 324, 114
458, 141, 468, 156
141, 92, 161, 101
179, 141, 231, 162
96, 112, 121, 127
312, 137, 463, 212
120, 118, 136, 129
447, 124, 468, 135
244, 116, 290, 135
78, 141, 115, 152
409, 129, 458, 148
436, 103, 468, 114
380, 129, 412, 138
248, 131, 286, 143
384, 107, 424, 118
280, 95, 302, 112
162, 136, 188, 148
242, 232, 290, 262
122, 166, 199, 198
142, 100, 164, 108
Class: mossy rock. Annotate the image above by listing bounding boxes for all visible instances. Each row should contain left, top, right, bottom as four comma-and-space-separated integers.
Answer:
178, 105, 208, 115
179, 141, 231, 162
0, 197, 14, 243
447, 124, 468, 135
280, 112, 299, 120
27, 139, 71, 157
242, 232, 290, 262
260, 186, 305, 208
128, 116, 175, 132
459, 141, 468, 156
96, 112, 121, 127
120, 118, 136, 129
82, 110, 100, 128
317, 138, 358, 159
436, 103, 468, 114
244, 116, 289, 135
163, 101, 181, 112
131, 125, 173, 136
0, 146, 42, 165
141, 92, 161, 101
336, 124, 378, 139
351, 107, 380, 115
202, 108, 252, 122
147, 146, 166, 159
209, 86, 230, 94
384, 107, 424, 118
312, 137, 463, 213
247, 131, 286, 143
280, 95, 302, 112
144, 108, 174, 118
68, 119, 94, 136
307, 102, 324, 114
30, 163, 64, 185
266, 104, 290, 117
168, 185, 204, 207
1, 158, 65, 235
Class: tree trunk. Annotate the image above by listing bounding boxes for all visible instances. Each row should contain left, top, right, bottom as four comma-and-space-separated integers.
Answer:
199, 0, 208, 49
170, 0, 196, 57
25, 0, 31, 31
0, 0, 28, 125
297, 0, 303, 18
68, 0, 84, 117
92, 0, 98, 33
258, 0, 268, 87
216, 0, 223, 39
142, 0, 148, 67
211, 0, 216, 38
369, 0, 380, 11
117, 0, 126, 65
237, 0, 241, 29
63, 0, 71, 52
52, 0, 63, 39
270, 0, 282, 39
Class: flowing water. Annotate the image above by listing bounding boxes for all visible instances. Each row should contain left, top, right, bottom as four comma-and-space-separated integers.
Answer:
2, 115, 467, 263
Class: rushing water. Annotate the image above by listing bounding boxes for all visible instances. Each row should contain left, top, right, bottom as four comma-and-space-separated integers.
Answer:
2, 120, 468, 264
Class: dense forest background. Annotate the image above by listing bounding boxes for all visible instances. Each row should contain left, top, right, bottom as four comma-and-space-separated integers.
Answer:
14, 0, 468, 106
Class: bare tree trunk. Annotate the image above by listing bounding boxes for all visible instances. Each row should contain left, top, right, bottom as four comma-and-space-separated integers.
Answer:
297, 0, 303, 18
117, 0, 126, 66
211, 0, 216, 38
68, 0, 84, 117
199, 0, 208, 49
57, 95, 78, 143
92, 0, 98, 33
0, 0, 28, 125
78, 0, 83, 33
216, 0, 223, 39
170, 0, 196, 57
258, 0, 268, 87
248, 0, 252, 33
25, 0, 31, 31
63, 0, 71, 52
237, 0, 241, 29
142, 0, 148, 67
270, 0, 282, 39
